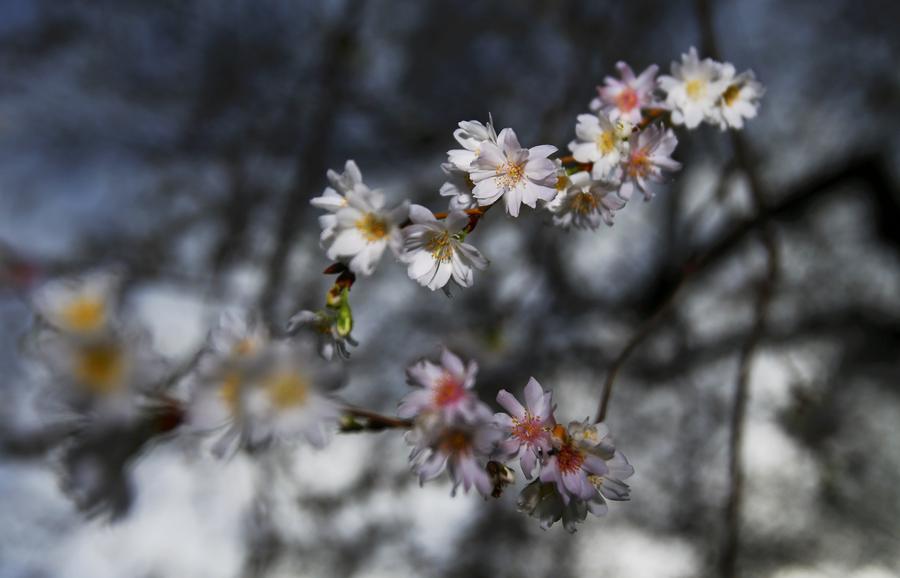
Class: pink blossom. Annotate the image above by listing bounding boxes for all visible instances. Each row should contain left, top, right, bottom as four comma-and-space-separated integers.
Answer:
407, 413, 501, 497
399, 348, 485, 422
591, 61, 660, 125
618, 124, 681, 202
494, 377, 555, 478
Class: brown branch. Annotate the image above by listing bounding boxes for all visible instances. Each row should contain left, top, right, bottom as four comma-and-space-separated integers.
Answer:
594, 274, 686, 423
340, 406, 412, 432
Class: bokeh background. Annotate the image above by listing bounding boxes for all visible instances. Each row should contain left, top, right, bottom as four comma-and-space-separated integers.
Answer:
1, 0, 899, 577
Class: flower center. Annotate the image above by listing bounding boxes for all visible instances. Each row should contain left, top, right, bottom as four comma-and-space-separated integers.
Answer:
233, 337, 260, 357
616, 88, 639, 112
74, 343, 125, 394
627, 150, 651, 178
61, 295, 105, 333
433, 373, 465, 407
439, 429, 472, 455
495, 160, 526, 190
722, 83, 741, 107
264, 371, 310, 409
425, 231, 454, 263
685, 78, 707, 100
355, 213, 389, 242
512, 413, 545, 444
556, 442, 586, 474
220, 372, 242, 415
595, 129, 617, 155
571, 192, 598, 215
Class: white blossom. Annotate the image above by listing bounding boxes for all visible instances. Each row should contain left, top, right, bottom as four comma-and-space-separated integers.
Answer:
470, 128, 558, 217
591, 61, 660, 125
568, 113, 628, 181
311, 160, 364, 244
188, 339, 343, 456
32, 272, 119, 337
26, 321, 165, 422
714, 68, 765, 130
321, 186, 408, 276
401, 205, 488, 292
439, 169, 478, 211
658, 47, 730, 129
446, 119, 498, 173
547, 171, 625, 230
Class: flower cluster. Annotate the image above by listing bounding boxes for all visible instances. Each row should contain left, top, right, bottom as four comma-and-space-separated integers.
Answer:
186, 309, 344, 457
25, 272, 165, 421
398, 348, 633, 532
658, 47, 764, 130
310, 49, 761, 291
11, 48, 764, 534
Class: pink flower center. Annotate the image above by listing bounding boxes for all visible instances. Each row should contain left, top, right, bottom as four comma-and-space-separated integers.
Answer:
627, 149, 651, 178
433, 373, 465, 407
556, 442, 585, 475
439, 429, 472, 455
616, 88, 639, 112
512, 413, 545, 444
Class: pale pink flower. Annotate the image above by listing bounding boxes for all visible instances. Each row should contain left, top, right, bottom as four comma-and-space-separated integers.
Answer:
494, 377, 555, 479
591, 61, 660, 125
399, 348, 486, 422
618, 124, 681, 202
406, 412, 501, 497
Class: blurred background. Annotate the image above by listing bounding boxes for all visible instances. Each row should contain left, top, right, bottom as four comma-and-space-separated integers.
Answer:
1, 0, 899, 577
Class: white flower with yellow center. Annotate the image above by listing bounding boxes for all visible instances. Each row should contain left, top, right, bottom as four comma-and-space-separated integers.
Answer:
27, 322, 164, 421
446, 119, 498, 173
714, 68, 765, 130
439, 169, 478, 211
568, 113, 629, 181
311, 160, 364, 243
401, 205, 488, 292
547, 171, 626, 230
33, 272, 118, 337
188, 339, 342, 456
322, 186, 409, 276
470, 128, 558, 217
658, 47, 730, 129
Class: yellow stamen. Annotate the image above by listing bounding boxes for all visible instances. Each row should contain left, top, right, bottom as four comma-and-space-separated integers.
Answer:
571, 192, 598, 215
264, 371, 310, 409
495, 161, 526, 189
722, 83, 741, 107
595, 130, 617, 155
627, 151, 651, 178
233, 338, 259, 357
355, 213, 389, 242
685, 78, 707, 100
424, 231, 454, 263
74, 343, 125, 394
60, 295, 105, 333
220, 372, 242, 414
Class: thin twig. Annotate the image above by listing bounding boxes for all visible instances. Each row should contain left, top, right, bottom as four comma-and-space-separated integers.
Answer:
341, 406, 412, 432
594, 274, 687, 423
